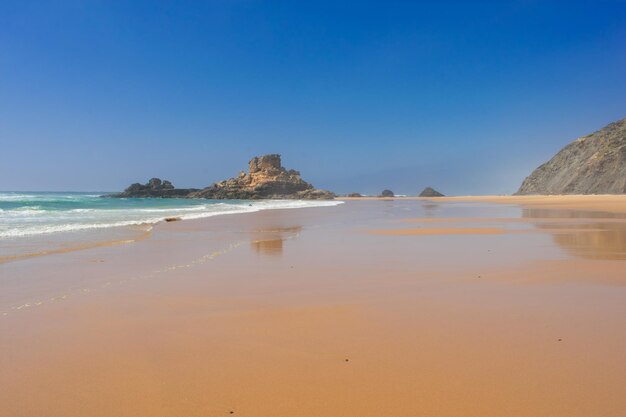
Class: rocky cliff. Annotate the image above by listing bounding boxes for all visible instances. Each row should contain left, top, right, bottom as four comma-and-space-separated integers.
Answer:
189, 154, 334, 199
516, 117, 626, 195
112, 155, 335, 200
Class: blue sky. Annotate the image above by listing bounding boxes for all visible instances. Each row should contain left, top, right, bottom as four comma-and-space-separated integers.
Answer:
1, 0, 625, 194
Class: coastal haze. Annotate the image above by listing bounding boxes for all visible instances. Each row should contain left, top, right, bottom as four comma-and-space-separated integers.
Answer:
2, 1, 626, 417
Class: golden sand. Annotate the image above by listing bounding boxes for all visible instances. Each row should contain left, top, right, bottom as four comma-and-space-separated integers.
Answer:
2, 197, 626, 417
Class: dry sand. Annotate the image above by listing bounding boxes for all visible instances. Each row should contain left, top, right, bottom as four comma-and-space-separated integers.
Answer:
1, 197, 626, 416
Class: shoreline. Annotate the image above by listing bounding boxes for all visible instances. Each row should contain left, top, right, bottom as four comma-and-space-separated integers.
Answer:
5, 194, 626, 265
0, 199, 343, 265
4, 195, 626, 266
0, 226, 153, 265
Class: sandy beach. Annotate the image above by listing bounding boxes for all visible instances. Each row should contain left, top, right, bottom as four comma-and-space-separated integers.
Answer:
2, 196, 626, 417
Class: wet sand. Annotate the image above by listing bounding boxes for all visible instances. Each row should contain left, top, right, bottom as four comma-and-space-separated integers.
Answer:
368, 227, 506, 235
341, 194, 626, 214
2, 197, 626, 416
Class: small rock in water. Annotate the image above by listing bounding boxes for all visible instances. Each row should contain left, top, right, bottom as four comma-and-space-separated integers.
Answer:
164, 217, 181, 222
418, 187, 444, 197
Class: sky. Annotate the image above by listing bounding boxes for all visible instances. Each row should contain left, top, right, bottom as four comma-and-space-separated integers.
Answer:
1, 0, 625, 195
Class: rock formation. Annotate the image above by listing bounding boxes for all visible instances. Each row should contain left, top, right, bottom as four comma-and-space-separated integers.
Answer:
112, 155, 335, 200
188, 155, 334, 199
419, 187, 444, 197
112, 178, 197, 198
347, 193, 363, 197
516, 117, 626, 195
380, 189, 394, 197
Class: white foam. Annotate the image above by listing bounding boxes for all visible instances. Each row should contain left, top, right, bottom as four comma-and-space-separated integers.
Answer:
2, 208, 47, 216
0, 194, 39, 201
0, 200, 343, 238
0, 220, 155, 238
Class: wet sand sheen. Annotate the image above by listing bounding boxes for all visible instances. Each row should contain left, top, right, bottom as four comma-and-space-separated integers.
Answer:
1, 197, 626, 417
368, 227, 506, 235
0, 226, 153, 265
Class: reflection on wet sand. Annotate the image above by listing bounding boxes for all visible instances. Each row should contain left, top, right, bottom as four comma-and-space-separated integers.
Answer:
522, 208, 626, 220
422, 202, 440, 217
251, 238, 284, 255
250, 226, 302, 256
523, 208, 626, 260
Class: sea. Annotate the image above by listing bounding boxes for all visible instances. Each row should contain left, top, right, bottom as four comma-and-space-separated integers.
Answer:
0, 192, 342, 262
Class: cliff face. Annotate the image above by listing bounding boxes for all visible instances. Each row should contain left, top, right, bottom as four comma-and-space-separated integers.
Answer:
112, 155, 335, 200
516, 118, 626, 195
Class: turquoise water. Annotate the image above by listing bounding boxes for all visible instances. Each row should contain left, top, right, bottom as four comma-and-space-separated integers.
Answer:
0, 192, 341, 239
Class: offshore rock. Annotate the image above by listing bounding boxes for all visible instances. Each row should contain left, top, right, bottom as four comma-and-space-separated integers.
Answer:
419, 187, 445, 197
189, 154, 335, 200
111, 178, 197, 198
112, 155, 334, 200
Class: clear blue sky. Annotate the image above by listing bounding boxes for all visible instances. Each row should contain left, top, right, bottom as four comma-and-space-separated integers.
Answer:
1, 1, 625, 195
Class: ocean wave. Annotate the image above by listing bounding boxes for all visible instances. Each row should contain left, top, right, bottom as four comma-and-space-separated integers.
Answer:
0, 200, 343, 239
131, 205, 215, 213
1, 207, 47, 216
177, 200, 342, 219
0, 194, 39, 201
0, 193, 102, 203
0, 219, 158, 238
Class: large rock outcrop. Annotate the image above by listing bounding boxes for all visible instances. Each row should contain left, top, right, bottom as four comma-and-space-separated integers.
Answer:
112, 155, 335, 200
189, 155, 334, 199
516, 118, 626, 195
